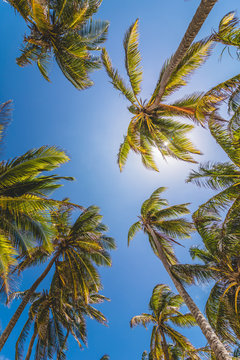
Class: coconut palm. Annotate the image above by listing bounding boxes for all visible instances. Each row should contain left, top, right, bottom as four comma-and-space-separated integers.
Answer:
173, 211, 240, 346
15, 285, 108, 360
128, 187, 231, 360
131, 284, 200, 360
9, 0, 108, 89
0, 202, 115, 351
102, 18, 217, 172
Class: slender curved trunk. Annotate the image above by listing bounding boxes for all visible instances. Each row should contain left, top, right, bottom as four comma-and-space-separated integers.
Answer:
25, 325, 38, 360
160, 329, 170, 360
148, 0, 218, 110
0, 254, 58, 351
147, 226, 231, 360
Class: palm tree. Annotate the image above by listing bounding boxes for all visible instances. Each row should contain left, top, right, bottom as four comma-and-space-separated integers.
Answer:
0, 202, 115, 350
131, 284, 200, 360
173, 211, 240, 346
128, 187, 231, 360
102, 19, 215, 171
15, 285, 108, 359
0, 145, 74, 296
9, 0, 109, 89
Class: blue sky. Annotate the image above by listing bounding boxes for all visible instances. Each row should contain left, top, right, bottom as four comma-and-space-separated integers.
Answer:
0, 0, 240, 359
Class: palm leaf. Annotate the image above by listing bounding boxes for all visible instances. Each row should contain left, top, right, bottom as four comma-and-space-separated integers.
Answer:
124, 19, 142, 96
32, 0, 51, 32
118, 136, 131, 172
151, 39, 213, 102
101, 48, 135, 103
128, 221, 141, 245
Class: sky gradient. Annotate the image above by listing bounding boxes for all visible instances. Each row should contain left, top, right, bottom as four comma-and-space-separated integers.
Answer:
0, 0, 240, 359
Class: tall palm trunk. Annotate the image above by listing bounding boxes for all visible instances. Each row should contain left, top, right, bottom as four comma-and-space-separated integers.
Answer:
25, 324, 38, 360
147, 226, 231, 360
160, 329, 170, 360
0, 254, 58, 351
148, 0, 218, 110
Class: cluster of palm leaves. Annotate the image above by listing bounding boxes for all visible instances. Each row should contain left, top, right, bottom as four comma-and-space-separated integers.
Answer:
131, 284, 206, 360
102, 19, 218, 172
0, 102, 115, 358
4, 0, 240, 358
9, 0, 109, 89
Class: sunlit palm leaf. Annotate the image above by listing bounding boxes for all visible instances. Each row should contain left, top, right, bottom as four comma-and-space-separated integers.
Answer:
124, 19, 142, 96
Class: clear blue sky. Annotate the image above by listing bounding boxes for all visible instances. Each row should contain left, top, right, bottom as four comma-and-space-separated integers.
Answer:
0, 0, 240, 359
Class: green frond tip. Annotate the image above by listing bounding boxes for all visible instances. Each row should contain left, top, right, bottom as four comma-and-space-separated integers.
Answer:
0, 232, 18, 296
149, 187, 168, 202
11, 145, 71, 172
118, 136, 131, 172
37, 55, 51, 82
128, 221, 141, 245
216, 11, 240, 48
101, 48, 135, 104
124, 18, 143, 96
141, 187, 168, 215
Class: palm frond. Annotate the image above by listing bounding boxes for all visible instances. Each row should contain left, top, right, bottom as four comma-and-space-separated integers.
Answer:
128, 221, 141, 245
124, 19, 142, 96
101, 48, 135, 103
151, 39, 213, 102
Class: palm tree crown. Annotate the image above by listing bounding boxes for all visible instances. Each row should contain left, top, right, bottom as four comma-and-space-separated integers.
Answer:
130, 284, 199, 360
9, 0, 109, 89
15, 285, 108, 359
19, 202, 116, 300
102, 19, 214, 171
0, 201, 115, 351
128, 187, 194, 265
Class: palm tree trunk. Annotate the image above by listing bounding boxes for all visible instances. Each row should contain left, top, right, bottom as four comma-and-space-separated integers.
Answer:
0, 254, 58, 351
160, 329, 170, 360
148, 0, 218, 110
147, 226, 231, 360
25, 325, 38, 360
